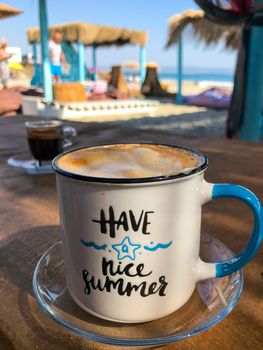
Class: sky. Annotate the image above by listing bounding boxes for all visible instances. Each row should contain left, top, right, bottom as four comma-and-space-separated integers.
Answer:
0, 0, 236, 72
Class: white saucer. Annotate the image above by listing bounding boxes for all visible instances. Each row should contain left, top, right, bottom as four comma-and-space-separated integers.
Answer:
33, 233, 243, 346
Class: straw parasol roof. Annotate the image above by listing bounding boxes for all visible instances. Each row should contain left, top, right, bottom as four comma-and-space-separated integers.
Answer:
123, 61, 140, 69
0, 3, 22, 19
166, 9, 240, 50
146, 62, 159, 69
27, 22, 148, 47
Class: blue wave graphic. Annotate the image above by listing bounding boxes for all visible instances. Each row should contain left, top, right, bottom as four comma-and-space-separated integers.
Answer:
81, 240, 107, 250
144, 241, 172, 252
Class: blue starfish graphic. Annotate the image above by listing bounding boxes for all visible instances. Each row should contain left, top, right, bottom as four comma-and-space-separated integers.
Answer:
112, 236, 141, 261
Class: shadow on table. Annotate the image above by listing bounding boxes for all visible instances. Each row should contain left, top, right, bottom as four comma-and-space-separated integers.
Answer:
1, 225, 83, 350
0, 225, 159, 350
0, 328, 16, 350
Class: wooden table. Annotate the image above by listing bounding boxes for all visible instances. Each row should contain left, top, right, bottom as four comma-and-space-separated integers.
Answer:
0, 116, 263, 350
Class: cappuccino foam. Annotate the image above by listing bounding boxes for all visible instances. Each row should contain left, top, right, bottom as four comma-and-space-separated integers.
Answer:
57, 144, 201, 179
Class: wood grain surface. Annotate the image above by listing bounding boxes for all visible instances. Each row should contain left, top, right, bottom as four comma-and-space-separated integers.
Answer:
0, 116, 262, 350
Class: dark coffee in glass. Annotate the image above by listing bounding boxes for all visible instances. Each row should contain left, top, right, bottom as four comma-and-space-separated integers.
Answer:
26, 120, 63, 165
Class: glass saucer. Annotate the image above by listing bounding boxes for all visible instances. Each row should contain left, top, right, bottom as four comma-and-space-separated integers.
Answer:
33, 233, 243, 346
7, 153, 53, 174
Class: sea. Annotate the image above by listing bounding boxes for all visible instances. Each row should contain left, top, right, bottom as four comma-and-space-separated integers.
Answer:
158, 72, 233, 84
124, 67, 234, 85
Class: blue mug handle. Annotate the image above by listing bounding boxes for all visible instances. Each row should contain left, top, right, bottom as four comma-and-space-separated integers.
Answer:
211, 184, 263, 277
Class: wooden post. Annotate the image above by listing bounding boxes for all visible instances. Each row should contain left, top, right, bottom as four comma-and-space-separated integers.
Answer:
240, 0, 263, 142
176, 34, 183, 104
39, 0, 53, 102
78, 41, 85, 83
140, 46, 146, 84
92, 45, 97, 81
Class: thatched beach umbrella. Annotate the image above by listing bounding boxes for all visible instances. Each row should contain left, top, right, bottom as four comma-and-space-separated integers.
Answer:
123, 61, 140, 70
166, 9, 240, 104
28, 21, 148, 84
32, 1, 149, 101
0, 3, 22, 19
166, 10, 240, 50
27, 23, 148, 47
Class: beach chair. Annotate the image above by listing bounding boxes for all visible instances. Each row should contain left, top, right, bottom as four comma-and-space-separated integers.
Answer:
108, 66, 129, 95
141, 66, 176, 99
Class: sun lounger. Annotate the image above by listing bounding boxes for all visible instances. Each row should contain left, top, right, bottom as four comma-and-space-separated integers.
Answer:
108, 66, 129, 95
184, 88, 232, 110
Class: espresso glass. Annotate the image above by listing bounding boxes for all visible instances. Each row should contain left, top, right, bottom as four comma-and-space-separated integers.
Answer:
25, 120, 76, 166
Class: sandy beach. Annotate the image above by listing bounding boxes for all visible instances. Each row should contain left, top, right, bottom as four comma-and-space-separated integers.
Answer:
61, 79, 230, 138
63, 102, 227, 139
162, 79, 231, 95
77, 105, 227, 139
115, 107, 227, 138
4, 75, 229, 139
133, 78, 229, 138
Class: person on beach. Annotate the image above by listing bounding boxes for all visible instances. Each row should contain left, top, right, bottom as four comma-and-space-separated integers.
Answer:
0, 39, 12, 88
49, 32, 67, 83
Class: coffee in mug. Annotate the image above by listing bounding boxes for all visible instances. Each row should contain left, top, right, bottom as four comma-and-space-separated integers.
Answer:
52, 144, 263, 323
56, 144, 200, 178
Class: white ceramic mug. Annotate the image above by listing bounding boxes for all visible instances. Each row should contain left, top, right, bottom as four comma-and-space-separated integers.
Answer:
52, 144, 263, 323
